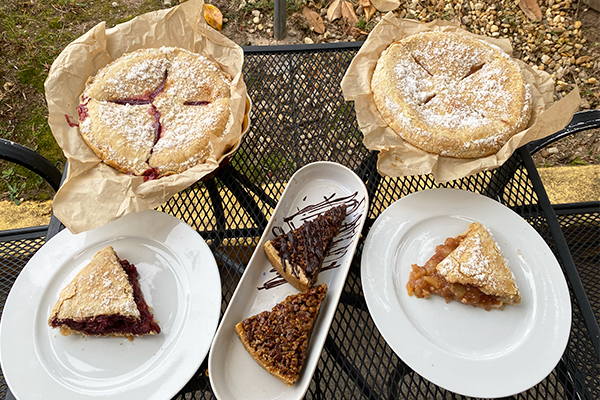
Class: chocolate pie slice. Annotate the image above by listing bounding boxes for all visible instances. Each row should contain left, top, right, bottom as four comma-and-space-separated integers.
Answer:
264, 205, 346, 291
235, 284, 327, 386
48, 246, 161, 337
406, 222, 521, 311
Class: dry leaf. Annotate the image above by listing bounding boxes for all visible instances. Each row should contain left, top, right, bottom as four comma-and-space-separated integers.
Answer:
363, 4, 377, 22
518, 0, 542, 21
303, 6, 326, 34
370, 0, 400, 12
341, 0, 358, 26
357, 0, 376, 22
204, 4, 223, 30
349, 27, 369, 37
327, 0, 342, 21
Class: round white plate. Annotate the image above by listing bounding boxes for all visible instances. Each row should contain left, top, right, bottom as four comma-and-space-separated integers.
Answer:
0, 210, 221, 400
361, 188, 571, 398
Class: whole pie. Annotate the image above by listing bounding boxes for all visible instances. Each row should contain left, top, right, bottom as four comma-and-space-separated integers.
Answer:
48, 246, 161, 337
235, 284, 327, 386
264, 205, 347, 291
406, 222, 521, 310
78, 46, 233, 179
371, 31, 532, 158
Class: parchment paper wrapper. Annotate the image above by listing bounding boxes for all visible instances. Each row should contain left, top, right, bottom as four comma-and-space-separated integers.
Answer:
341, 13, 580, 183
45, 0, 249, 234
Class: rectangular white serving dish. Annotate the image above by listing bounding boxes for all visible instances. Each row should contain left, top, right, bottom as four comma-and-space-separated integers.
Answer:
208, 161, 368, 400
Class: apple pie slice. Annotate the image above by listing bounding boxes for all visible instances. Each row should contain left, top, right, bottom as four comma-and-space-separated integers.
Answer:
264, 205, 346, 291
48, 246, 161, 337
406, 222, 521, 311
235, 284, 327, 386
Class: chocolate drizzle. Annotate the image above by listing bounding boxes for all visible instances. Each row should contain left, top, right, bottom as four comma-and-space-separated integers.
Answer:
259, 192, 364, 290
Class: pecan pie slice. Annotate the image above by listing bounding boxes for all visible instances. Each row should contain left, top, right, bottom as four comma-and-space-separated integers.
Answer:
48, 246, 161, 338
235, 284, 327, 386
406, 222, 521, 311
264, 205, 346, 291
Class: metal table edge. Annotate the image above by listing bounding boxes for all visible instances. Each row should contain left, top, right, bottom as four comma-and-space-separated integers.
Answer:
518, 146, 600, 359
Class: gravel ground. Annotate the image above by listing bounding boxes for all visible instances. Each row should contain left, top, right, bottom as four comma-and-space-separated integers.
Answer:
206, 0, 599, 167
0, 0, 598, 204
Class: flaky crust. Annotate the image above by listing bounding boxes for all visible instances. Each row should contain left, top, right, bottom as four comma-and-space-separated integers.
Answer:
235, 284, 328, 386
80, 100, 155, 175
264, 240, 310, 291
234, 322, 296, 386
436, 222, 521, 306
263, 205, 346, 291
78, 46, 232, 177
48, 246, 140, 323
372, 31, 532, 159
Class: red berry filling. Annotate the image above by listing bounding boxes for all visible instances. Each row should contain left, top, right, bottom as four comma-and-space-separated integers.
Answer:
48, 258, 161, 336
142, 168, 160, 182
78, 69, 215, 179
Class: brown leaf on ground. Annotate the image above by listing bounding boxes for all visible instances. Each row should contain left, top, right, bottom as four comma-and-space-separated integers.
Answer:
370, 0, 400, 12
349, 27, 370, 37
303, 7, 325, 34
358, 0, 377, 23
341, 0, 359, 25
364, 5, 377, 22
327, 0, 343, 21
518, 0, 542, 21
204, 4, 223, 30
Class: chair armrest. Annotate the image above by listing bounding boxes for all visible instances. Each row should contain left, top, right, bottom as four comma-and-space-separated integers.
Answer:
527, 110, 600, 155
0, 138, 63, 191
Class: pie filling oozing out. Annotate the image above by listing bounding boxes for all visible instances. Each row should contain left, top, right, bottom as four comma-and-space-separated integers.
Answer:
235, 284, 328, 386
264, 205, 347, 291
77, 46, 232, 180
406, 222, 521, 311
48, 246, 161, 337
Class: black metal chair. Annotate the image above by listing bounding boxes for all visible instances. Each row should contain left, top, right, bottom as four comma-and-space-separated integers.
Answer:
0, 138, 62, 399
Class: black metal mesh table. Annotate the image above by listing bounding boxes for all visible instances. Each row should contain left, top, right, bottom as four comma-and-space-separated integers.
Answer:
1, 43, 598, 400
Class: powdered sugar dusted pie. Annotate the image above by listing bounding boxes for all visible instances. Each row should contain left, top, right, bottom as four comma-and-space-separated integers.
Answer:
48, 246, 161, 337
406, 222, 521, 310
78, 46, 232, 179
371, 32, 532, 158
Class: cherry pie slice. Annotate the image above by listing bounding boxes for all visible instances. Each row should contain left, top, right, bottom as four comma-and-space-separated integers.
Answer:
48, 246, 161, 338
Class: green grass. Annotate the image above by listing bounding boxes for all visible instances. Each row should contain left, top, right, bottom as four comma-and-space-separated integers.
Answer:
0, 0, 166, 202
569, 156, 588, 166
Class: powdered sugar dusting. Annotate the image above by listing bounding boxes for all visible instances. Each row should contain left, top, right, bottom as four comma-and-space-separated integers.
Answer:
54, 248, 140, 320
373, 31, 532, 157
155, 101, 224, 154
436, 223, 519, 299
438, 234, 494, 286
79, 47, 232, 177
97, 54, 169, 100
97, 103, 155, 148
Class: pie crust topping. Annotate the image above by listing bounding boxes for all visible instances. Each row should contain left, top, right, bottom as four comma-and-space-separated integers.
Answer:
78, 46, 232, 179
235, 284, 327, 386
264, 205, 347, 291
371, 31, 532, 158
48, 246, 161, 337
406, 222, 521, 310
